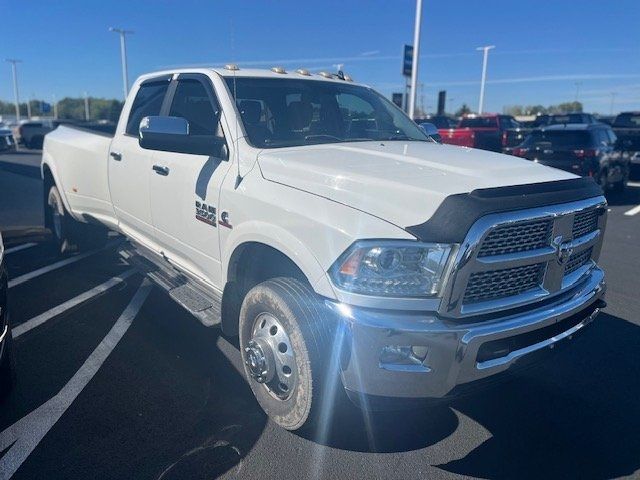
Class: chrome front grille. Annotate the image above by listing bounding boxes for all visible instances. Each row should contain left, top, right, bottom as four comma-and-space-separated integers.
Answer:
477, 219, 552, 257
573, 209, 599, 238
565, 247, 593, 276
441, 197, 607, 318
463, 263, 545, 304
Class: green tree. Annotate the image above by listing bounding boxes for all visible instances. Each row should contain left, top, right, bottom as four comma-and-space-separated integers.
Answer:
455, 103, 472, 116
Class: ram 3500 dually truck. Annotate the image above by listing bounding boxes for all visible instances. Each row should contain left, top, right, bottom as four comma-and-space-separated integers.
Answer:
41, 67, 608, 431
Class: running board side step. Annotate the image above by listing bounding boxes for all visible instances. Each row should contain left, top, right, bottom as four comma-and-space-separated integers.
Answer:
119, 242, 222, 327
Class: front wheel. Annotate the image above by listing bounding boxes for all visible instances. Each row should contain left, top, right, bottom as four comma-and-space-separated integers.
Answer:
239, 277, 342, 431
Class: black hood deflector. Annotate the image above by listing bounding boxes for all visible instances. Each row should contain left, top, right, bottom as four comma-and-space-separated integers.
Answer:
406, 177, 604, 243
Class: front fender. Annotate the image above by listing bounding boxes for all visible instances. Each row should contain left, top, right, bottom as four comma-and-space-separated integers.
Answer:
221, 221, 336, 298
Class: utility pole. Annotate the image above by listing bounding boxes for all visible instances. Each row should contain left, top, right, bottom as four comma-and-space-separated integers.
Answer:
476, 45, 495, 114
5, 59, 22, 122
408, 0, 423, 119
574, 81, 582, 103
84, 92, 90, 121
109, 27, 134, 100
26, 96, 32, 119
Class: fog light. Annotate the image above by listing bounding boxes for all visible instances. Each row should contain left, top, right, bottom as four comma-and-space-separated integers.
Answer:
380, 345, 428, 365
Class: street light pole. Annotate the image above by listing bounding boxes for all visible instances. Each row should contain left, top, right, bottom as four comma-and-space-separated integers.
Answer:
610, 92, 617, 115
109, 27, 134, 100
84, 91, 90, 120
476, 45, 495, 114
5, 59, 22, 122
408, 0, 423, 119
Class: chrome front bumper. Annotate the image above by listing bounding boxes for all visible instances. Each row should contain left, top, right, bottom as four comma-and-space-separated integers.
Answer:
328, 267, 605, 400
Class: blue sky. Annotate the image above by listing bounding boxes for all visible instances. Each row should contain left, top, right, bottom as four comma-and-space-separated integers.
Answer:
2, 0, 639, 114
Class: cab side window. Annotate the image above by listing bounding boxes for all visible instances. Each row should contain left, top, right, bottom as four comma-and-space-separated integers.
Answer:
169, 80, 219, 135
125, 80, 170, 135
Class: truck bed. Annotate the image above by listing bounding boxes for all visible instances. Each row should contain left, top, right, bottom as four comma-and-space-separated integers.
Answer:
42, 125, 115, 224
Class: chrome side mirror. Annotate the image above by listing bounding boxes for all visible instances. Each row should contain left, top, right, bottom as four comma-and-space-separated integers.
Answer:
139, 116, 225, 156
139, 116, 189, 137
418, 122, 441, 143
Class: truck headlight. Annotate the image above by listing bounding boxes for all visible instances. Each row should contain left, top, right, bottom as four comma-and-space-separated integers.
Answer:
329, 241, 456, 298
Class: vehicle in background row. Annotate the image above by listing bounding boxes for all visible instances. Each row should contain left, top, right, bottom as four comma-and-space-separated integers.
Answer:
440, 114, 529, 153
595, 115, 615, 126
0, 232, 15, 399
521, 113, 598, 129
14, 119, 83, 149
512, 123, 629, 192
42, 67, 607, 431
0, 129, 16, 153
612, 112, 640, 173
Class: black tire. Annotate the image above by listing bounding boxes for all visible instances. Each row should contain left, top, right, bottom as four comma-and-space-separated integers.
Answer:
0, 309, 16, 400
239, 277, 343, 431
47, 184, 107, 254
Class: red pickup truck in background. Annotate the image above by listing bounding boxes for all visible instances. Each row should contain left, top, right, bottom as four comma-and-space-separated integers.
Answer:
440, 114, 529, 153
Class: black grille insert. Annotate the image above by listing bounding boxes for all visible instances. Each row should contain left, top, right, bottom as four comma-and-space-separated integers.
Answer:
478, 219, 552, 257
464, 263, 545, 304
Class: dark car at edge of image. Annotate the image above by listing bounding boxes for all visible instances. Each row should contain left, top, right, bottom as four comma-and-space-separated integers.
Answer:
611, 111, 640, 174
511, 123, 630, 192
0, 233, 15, 398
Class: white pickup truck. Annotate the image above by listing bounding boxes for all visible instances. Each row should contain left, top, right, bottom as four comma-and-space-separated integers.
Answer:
42, 66, 608, 430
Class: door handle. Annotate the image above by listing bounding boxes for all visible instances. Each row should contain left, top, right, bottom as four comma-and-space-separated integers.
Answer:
152, 165, 170, 176
110, 151, 122, 161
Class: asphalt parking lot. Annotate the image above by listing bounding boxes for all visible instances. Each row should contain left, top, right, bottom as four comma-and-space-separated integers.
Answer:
1, 150, 640, 479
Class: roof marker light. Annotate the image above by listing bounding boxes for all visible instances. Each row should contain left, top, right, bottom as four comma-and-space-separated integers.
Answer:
319, 71, 333, 78
296, 69, 311, 76
224, 64, 239, 71
271, 66, 287, 74
343, 74, 353, 82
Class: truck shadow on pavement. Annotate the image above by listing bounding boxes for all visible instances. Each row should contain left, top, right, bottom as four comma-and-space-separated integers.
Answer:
297, 312, 640, 479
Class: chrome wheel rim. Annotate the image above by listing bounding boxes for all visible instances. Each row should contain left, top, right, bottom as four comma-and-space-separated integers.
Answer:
245, 312, 296, 401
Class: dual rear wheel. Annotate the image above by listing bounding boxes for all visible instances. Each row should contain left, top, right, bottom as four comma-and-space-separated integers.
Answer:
47, 185, 107, 254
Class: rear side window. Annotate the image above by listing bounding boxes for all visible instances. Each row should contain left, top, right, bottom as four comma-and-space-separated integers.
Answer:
169, 79, 219, 135
126, 81, 170, 135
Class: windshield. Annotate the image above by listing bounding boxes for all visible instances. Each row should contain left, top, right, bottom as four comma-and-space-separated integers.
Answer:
224, 77, 430, 148
524, 130, 592, 148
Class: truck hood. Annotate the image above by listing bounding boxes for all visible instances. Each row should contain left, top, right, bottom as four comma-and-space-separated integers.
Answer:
257, 141, 575, 228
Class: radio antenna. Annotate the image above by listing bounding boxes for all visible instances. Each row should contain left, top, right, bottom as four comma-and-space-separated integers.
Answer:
230, 19, 242, 189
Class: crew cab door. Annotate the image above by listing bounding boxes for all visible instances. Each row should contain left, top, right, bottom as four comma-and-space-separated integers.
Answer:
148, 73, 232, 288
108, 75, 171, 243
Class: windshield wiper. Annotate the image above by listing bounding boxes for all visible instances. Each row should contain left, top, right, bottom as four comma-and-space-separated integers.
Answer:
304, 134, 343, 142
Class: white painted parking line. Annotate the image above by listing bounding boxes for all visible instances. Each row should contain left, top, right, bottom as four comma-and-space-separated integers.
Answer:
628, 181, 640, 188
624, 204, 640, 216
8, 241, 119, 289
4, 242, 37, 255
12, 269, 137, 339
0, 280, 151, 478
